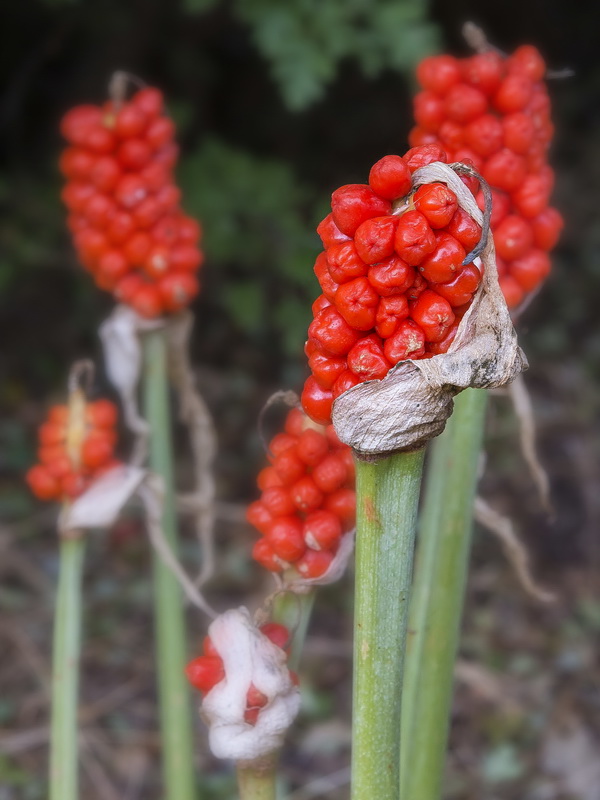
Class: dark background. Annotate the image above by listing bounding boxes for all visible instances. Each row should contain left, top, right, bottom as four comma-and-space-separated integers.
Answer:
0, 1, 599, 798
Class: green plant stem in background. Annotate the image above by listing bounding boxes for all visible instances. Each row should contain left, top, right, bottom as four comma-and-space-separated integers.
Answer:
273, 589, 316, 670
401, 388, 488, 800
351, 448, 425, 800
49, 532, 85, 800
143, 328, 197, 800
400, 415, 453, 792
237, 763, 277, 800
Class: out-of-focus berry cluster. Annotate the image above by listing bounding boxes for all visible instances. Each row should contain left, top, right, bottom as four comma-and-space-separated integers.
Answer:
60, 86, 203, 318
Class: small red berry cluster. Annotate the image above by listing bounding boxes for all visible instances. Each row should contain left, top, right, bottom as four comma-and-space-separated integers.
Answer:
246, 407, 356, 579
26, 399, 120, 501
186, 623, 299, 726
60, 86, 203, 318
410, 45, 563, 308
301, 143, 482, 425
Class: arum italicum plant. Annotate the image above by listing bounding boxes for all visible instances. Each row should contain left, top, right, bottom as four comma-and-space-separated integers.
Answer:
25, 362, 121, 800
301, 151, 526, 798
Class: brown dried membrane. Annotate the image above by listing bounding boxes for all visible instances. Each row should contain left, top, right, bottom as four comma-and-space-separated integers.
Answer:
332, 162, 527, 458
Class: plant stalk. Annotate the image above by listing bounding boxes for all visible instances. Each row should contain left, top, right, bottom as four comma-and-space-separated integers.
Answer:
237, 763, 278, 800
401, 388, 488, 800
351, 448, 425, 800
273, 589, 316, 670
49, 531, 85, 800
143, 327, 197, 800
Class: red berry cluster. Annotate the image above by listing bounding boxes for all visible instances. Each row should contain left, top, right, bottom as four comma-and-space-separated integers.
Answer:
246, 407, 356, 578
301, 144, 483, 425
26, 399, 120, 501
186, 623, 299, 726
60, 86, 203, 318
410, 45, 563, 308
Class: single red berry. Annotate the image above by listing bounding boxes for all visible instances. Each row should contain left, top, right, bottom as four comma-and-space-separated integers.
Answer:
499, 274, 525, 308
494, 73, 534, 114
303, 510, 342, 551
367, 255, 416, 297
446, 208, 481, 252
308, 350, 347, 390
334, 277, 379, 331
438, 119, 464, 150
114, 174, 148, 209
394, 211, 436, 265
185, 656, 225, 693
511, 173, 552, 218
509, 249, 550, 291
494, 215, 533, 261
324, 488, 356, 530
444, 84, 488, 123
86, 399, 118, 428
312, 453, 348, 494
375, 294, 409, 338
326, 241, 368, 283
317, 213, 351, 247
133, 87, 164, 118
291, 475, 324, 513
416, 55, 461, 95
431, 263, 481, 307
257, 467, 284, 491
81, 434, 114, 470
26, 465, 61, 501
331, 184, 392, 236
347, 335, 391, 381
413, 183, 458, 228
269, 433, 298, 458
246, 501, 273, 535
383, 319, 426, 363
368, 155, 412, 200
296, 428, 329, 467
262, 487, 297, 518
427, 321, 459, 355
482, 149, 527, 193
413, 91, 445, 132
308, 306, 361, 356
332, 369, 360, 399
354, 216, 399, 264
295, 548, 334, 579
130, 284, 164, 318
461, 51, 504, 95
508, 45, 546, 82
419, 232, 465, 283
314, 252, 341, 302
252, 537, 284, 571
410, 289, 455, 343
114, 104, 148, 139
266, 516, 306, 562
464, 114, 504, 158
158, 273, 199, 313
273, 448, 305, 486
284, 408, 306, 437
404, 144, 447, 173
246, 683, 269, 709
502, 112, 536, 154
259, 623, 290, 651
531, 207, 563, 251
301, 377, 334, 425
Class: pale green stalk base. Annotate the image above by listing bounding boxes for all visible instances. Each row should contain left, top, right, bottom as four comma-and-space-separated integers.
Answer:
50, 534, 85, 800
401, 388, 488, 800
143, 328, 197, 800
273, 589, 316, 670
351, 448, 425, 800
237, 764, 277, 800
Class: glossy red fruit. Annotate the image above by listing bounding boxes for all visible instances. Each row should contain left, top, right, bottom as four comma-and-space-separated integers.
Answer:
308, 306, 361, 356
368, 155, 412, 200
26, 465, 61, 501
324, 488, 356, 530
419, 232, 465, 283
291, 476, 324, 513
413, 183, 458, 228
444, 84, 487, 123
431, 263, 481, 307
301, 377, 334, 425
266, 516, 306, 562
296, 428, 329, 467
303, 510, 342, 551
416, 55, 461, 95
383, 320, 426, 363
410, 289, 455, 343
375, 294, 409, 338
252, 538, 284, 571
317, 213, 351, 247
347, 335, 390, 381
331, 184, 392, 236
354, 216, 399, 264
295, 548, 334, 579
326, 241, 368, 283
334, 277, 379, 331
185, 656, 225, 693
494, 215, 533, 260
259, 623, 290, 651
312, 453, 348, 494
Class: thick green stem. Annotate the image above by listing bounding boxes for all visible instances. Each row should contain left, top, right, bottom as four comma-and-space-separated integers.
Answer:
143, 328, 197, 800
237, 764, 277, 800
273, 590, 316, 670
351, 448, 425, 800
402, 388, 488, 800
400, 418, 453, 792
50, 533, 85, 800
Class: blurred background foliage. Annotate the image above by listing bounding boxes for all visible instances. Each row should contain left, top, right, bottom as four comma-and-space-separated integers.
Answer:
1, 0, 599, 798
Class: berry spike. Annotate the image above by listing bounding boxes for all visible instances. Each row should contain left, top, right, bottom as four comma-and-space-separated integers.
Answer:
59, 74, 204, 318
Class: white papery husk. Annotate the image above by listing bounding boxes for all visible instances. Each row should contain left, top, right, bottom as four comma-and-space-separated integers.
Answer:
200, 607, 301, 764
332, 162, 528, 458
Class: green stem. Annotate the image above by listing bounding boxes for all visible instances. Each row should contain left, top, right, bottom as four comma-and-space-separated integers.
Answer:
400, 416, 453, 793
143, 328, 197, 800
402, 388, 488, 800
351, 448, 425, 800
50, 533, 85, 800
273, 590, 316, 670
237, 763, 277, 800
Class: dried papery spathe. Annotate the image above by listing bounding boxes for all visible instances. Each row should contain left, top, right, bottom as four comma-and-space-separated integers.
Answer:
200, 608, 301, 764
332, 162, 527, 458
